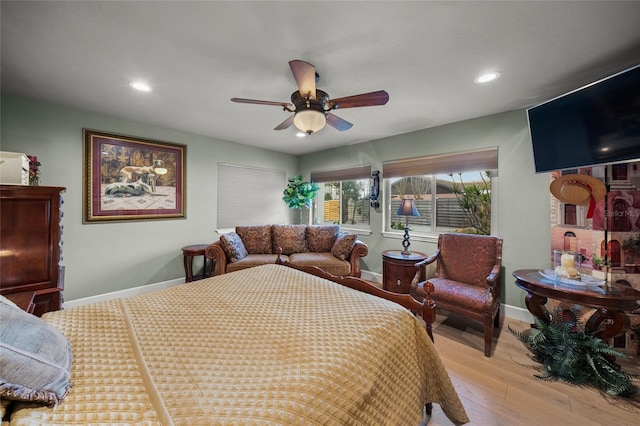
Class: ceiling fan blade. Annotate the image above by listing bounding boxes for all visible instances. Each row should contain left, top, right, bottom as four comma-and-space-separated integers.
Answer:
326, 113, 353, 131
274, 114, 295, 131
289, 60, 316, 100
231, 98, 293, 109
328, 90, 389, 109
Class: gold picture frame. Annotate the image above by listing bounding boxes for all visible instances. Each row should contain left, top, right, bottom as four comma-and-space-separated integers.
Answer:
83, 129, 186, 223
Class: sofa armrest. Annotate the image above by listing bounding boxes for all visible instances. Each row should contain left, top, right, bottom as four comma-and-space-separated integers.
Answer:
205, 241, 228, 276
347, 240, 368, 278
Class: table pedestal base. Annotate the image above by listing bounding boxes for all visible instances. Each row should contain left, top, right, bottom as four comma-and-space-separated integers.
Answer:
524, 291, 631, 339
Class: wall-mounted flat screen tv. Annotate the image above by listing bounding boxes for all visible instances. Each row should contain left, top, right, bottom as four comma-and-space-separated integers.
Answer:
527, 64, 640, 173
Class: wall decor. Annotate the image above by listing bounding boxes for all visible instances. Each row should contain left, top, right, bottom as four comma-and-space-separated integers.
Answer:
370, 171, 380, 208
83, 129, 186, 223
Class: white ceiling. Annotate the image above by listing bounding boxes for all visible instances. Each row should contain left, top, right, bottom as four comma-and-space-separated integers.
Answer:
2, 1, 640, 156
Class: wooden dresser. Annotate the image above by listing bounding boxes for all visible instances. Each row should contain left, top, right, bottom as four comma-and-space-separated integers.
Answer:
0, 185, 65, 316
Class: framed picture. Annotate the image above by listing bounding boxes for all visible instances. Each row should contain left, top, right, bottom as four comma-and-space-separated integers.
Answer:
83, 129, 186, 223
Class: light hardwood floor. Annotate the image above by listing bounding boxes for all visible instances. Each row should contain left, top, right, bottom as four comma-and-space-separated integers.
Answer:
423, 312, 640, 426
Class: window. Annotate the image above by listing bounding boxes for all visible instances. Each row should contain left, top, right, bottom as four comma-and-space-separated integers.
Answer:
311, 165, 371, 231
383, 148, 497, 236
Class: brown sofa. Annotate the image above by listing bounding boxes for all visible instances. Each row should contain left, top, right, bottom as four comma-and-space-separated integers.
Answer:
205, 224, 368, 277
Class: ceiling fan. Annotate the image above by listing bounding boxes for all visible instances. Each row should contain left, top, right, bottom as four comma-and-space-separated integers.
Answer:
231, 60, 389, 135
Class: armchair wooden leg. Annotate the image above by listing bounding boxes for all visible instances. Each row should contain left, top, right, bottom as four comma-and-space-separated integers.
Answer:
484, 322, 493, 357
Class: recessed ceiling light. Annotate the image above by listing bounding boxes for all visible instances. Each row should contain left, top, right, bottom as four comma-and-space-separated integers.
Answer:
474, 72, 501, 84
296, 132, 307, 138
129, 81, 153, 92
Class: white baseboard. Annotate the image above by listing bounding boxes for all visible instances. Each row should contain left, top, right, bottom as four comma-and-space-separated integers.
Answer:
63, 278, 184, 309
502, 304, 534, 323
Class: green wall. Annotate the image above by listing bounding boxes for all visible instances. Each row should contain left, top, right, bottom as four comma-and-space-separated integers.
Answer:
2, 94, 552, 310
299, 109, 552, 309
1, 95, 299, 301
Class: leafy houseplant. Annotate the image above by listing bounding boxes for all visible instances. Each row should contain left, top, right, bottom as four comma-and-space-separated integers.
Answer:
282, 175, 320, 223
509, 305, 638, 397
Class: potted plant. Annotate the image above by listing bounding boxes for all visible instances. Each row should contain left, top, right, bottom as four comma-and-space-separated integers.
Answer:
591, 254, 610, 280
282, 175, 319, 224
509, 305, 639, 397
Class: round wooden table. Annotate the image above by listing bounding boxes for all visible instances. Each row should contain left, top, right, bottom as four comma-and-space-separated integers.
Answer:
513, 269, 640, 340
382, 250, 427, 294
181, 244, 214, 282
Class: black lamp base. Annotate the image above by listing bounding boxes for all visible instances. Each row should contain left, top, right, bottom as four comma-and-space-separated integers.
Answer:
401, 226, 411, 256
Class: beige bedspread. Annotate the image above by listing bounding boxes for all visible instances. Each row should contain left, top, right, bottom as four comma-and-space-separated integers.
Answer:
9, 264, 468, 425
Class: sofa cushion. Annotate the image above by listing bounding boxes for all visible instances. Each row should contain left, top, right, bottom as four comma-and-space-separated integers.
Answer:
306, 225, 340, 253
219, 232, 248, 262
331, 232, 357, 260
227, 254, 289, 273
272, 225, 308, 255
236, 225, 273, 254
288, 252, 351, 276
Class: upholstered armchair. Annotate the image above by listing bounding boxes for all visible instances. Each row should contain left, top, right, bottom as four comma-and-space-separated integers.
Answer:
410, 233, 503, 357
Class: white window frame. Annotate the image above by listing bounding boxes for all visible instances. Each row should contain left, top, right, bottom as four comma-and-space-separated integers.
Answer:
381, 148, 498, 240
311, 165, 372, 234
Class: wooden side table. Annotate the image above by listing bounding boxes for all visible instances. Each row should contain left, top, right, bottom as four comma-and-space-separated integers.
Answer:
181, 244, 214, 282
382, 250, 428, 294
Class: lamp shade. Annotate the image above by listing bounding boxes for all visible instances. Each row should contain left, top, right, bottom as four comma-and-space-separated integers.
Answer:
396, 198, 420, 217
294, 109, 326, 134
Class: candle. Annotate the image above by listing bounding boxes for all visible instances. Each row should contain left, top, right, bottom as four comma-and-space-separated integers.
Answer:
561, 253, 575, 269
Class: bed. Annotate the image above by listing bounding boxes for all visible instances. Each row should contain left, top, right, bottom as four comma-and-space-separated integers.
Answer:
1, 262, 469, 425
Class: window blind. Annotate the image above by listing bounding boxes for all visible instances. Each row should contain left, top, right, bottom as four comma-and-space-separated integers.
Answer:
217, 163, 287, 228
382, 147, 498, 178
311, 164, 372, 183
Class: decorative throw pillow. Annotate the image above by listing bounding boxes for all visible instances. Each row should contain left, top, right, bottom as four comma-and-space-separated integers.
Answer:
272, 225, 308, 255
236, 225, 273, 254
306, 225, 340, 253
331, 232, 357, 260
219, 232, 248, 262
0, 297, 72, 406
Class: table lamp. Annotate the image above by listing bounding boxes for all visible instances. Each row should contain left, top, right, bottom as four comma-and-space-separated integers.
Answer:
396, 198, 420, 255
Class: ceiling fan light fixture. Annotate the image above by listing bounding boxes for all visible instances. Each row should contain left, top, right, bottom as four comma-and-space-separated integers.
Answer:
293, 109, 326, 134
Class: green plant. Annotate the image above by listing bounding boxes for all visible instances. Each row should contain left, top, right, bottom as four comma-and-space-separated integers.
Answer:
282, 175, 319, 222
591, 254, 611, 270
622, 234, 640, 254
449, 171, 491, 235
337, 180, 367, 224
508, 305, 638, 397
